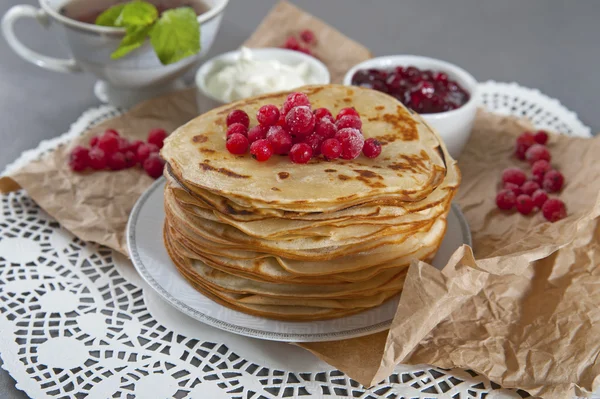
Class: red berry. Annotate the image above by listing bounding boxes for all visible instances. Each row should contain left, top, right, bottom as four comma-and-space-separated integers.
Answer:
97, 133, 119, 154
143, 154, 165, 179
148, 128, 168, 149
314, 120, 337, 139
314, 108, 333, 123
336, 107, 359, 121
531, 189, 548, 208
542, 170, 564, 193
88, 147, 107, 170
289, 143, 313, 164
266, 126, 293, 155
124, 150, 137, 168
226, 110, 250, 128
128, 140, 144, 153
503, 182, 522, 197
363, 138, 382, 158
531, 159, 551, 178
300, 29, 316, 44
89, 136, 100, 147
532, 173, 544, 185
321, 138, 342, 160
336, 115, 362, 130
247, 125, 268, 143
496, 189, 516, 210
105, 128, 119, 137
226, 123, 248, 137
107, 152, 127, 170
282, 92, 311, 115
534, 130, 549, 145
501, 167, 527, 186
305, 134, 323, 156
285, 106, 316, 136
525, 144, 551, 164
521, 180, 540, 196
515, 132, 536, 160
68, 146, 89, 171
226, 133, 249, 155
256, 105, 280, 127
136, 143, 159, 163
117, 137, 130, 152
516, 194, 534, 215
335, 128, 365, 160
284, 36, 300, 50
542, 198, 567, 222
276, 111, 287, 127
250, 139, 274, 162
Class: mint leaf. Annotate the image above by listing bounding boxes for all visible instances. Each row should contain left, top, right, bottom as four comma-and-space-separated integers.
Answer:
115, 1, 158, 27
110, 25, 152, 59
95, 3, 125, 26
149, 7, 200, 65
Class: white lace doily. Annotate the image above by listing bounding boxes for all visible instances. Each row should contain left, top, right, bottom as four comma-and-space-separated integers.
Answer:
0, 82, 592, 399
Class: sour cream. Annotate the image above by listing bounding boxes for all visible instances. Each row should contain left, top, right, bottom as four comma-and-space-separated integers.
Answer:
205, 47, 320, 102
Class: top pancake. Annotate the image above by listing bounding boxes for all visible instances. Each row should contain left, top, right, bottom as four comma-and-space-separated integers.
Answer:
161, 85, 448, 209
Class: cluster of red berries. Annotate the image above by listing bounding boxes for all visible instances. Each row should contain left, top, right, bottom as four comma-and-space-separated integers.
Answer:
496, 130, 567, 222
68, 128, 167, 179
224, 92, 382, 164
281, 29, 317, 56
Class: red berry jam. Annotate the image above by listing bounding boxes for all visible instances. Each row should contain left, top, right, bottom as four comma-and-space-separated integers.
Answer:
351, 65, 470, 114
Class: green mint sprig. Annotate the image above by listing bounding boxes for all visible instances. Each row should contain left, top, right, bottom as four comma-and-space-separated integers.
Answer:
96, 1, 201, 65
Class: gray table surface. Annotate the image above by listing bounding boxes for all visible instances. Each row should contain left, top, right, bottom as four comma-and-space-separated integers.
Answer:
0, 0, 598, 397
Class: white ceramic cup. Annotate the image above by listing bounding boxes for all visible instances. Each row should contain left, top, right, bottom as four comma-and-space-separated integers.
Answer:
2, 0, 229, 106
343, 55, 479, 159
195, 48, 331, 114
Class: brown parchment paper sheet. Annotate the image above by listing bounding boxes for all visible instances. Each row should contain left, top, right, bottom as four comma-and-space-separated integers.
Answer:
301, 112, 600, 398
1, 2, 600, 398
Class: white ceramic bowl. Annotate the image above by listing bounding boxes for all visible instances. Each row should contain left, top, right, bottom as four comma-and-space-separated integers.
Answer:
343, 55, 479, 159
195, 48, 330, 114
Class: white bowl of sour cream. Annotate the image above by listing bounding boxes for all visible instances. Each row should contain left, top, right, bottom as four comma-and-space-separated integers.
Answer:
194, 47, 330, 114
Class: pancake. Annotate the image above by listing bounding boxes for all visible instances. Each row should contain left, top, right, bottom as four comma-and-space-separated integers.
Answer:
162, 85, 447, 211
160, 84, 460, 321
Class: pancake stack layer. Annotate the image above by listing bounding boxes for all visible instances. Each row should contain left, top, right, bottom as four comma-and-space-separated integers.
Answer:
161, 84, 460, 321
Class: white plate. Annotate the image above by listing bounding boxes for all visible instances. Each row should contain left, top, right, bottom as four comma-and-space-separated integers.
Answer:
127, 178, 472, 342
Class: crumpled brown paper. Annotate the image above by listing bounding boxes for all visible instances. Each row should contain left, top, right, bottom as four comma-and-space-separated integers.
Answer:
2, 2, 600, 397
244, 0, 372, 83
301, 112, 600, 398
0, 90, 197, 254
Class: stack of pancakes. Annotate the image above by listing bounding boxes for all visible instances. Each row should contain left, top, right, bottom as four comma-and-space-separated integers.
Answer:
161, 85, 460, 321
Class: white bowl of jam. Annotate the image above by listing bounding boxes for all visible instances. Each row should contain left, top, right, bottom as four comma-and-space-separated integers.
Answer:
344, 55, 479, 159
